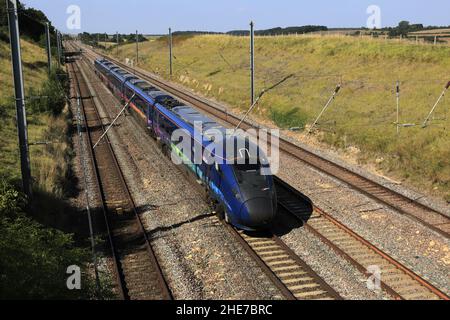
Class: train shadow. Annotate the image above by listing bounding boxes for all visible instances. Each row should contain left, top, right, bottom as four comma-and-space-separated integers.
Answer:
144, 211, 216, 240
255, 191, 315, 238
272, 181, 315, 237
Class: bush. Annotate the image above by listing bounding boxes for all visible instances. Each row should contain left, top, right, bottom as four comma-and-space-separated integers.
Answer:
29, 68, 69, 115
0, 30, 9, 43
0, 182, 102, 299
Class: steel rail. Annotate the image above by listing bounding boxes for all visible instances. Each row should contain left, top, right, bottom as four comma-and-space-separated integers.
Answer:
274, 176, 449, 300
69, 57, 172, 300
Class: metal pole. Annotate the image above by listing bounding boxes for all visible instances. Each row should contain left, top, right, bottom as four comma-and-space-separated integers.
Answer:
136, 30, 139, 66
56, 31, 59, 65
233, 74, 294, 133
250, 21, 255, 105
308, 84, 342, 134
45, 22, 51, 74
169, 27, 173, 76
6, 0, 32, 199
422, 81, 450, 128
93, 94, 136, 149
56, 30, 61, 67
116, 31, 119, 57
59, 32, 64, 64
396, 81, 400, 135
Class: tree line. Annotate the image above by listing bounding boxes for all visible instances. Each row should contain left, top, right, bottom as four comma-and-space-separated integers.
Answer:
227, 25, 328, 36
79, 32, 148, 46
0, 0, 57, 44
362, 21, 450, 37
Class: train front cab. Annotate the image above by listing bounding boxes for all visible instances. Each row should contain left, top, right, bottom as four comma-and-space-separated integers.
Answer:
206, 137, 277, 231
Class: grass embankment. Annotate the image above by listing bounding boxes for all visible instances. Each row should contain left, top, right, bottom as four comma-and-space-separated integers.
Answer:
109, 35, 450, 200
0, 37, 109, 298
0, 38, 68, 193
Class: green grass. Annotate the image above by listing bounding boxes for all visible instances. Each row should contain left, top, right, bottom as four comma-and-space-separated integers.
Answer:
0, 38, 70, 195
109, 34, 450, 200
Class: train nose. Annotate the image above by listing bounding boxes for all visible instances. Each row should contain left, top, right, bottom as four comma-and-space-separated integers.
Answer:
241, 198, 275, 228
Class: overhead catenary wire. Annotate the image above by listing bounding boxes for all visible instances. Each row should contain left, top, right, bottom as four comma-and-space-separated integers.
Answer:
233, 73, 295, 133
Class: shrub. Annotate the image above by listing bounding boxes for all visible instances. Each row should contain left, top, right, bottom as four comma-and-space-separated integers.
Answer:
0, 182, 103, 299
28, 68, 69, 115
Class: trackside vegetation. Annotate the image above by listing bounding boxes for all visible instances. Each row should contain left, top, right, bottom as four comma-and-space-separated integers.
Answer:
1, 2, 113, 299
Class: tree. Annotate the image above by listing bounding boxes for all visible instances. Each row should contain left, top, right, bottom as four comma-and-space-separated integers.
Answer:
397, 21, 410, 36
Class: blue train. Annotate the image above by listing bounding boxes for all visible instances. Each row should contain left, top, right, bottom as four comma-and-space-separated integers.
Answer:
94, 58, 277, 231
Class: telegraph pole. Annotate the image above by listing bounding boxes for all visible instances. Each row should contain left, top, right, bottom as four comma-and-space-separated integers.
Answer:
396, 81, 400, 135
136, 30, 139, 66
45, 22, 51, 74
250, 21, 255, 105
59, 31, 64, 64
6, 0, 32, 199
116, 31, 119, 57
56, 30, 61, 67
169, 27, 173, 76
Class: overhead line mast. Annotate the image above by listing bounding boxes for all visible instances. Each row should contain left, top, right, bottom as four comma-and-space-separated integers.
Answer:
6, 0, 32, 199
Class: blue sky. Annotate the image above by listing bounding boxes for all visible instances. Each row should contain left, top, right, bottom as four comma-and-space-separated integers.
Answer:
22, 0, 450, 34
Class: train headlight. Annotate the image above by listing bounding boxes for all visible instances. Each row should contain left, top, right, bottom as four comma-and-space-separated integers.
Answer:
232, 187, 241, 200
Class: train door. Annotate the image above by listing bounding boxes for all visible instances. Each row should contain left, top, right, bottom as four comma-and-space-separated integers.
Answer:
206, 162, 226, 218
155, 110, 161, 137
148, 104, 157, 135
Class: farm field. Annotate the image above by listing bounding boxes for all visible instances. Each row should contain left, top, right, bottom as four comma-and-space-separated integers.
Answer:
107, 34, 450, 201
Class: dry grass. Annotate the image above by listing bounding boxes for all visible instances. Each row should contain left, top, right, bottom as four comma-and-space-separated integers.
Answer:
410, 29, 450, 35
0, 38, 70, 196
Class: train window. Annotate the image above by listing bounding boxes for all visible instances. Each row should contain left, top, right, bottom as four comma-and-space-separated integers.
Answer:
159, 115, 177, 135
125, 88, 134, 99
158, 96, 182, 110
232, 157, 264, 184
234, 161, 260, 173
166, 120, 177, 135
135, 96, 148, 113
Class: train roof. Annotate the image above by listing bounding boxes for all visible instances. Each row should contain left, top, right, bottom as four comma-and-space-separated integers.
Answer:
130, 79, 146, 86
172, 106, 225, 133
95, 58, 268, 162
96, 58, 222, 133
147, 91, 170, 99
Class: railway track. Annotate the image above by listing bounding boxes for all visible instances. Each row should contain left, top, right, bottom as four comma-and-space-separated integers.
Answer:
67, 46, 342, 301
69, 43, 448, 301
68, 58, 172, 300
274, 177, 449, 300
79, 43, 450, 239
223, 223, 341, 300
